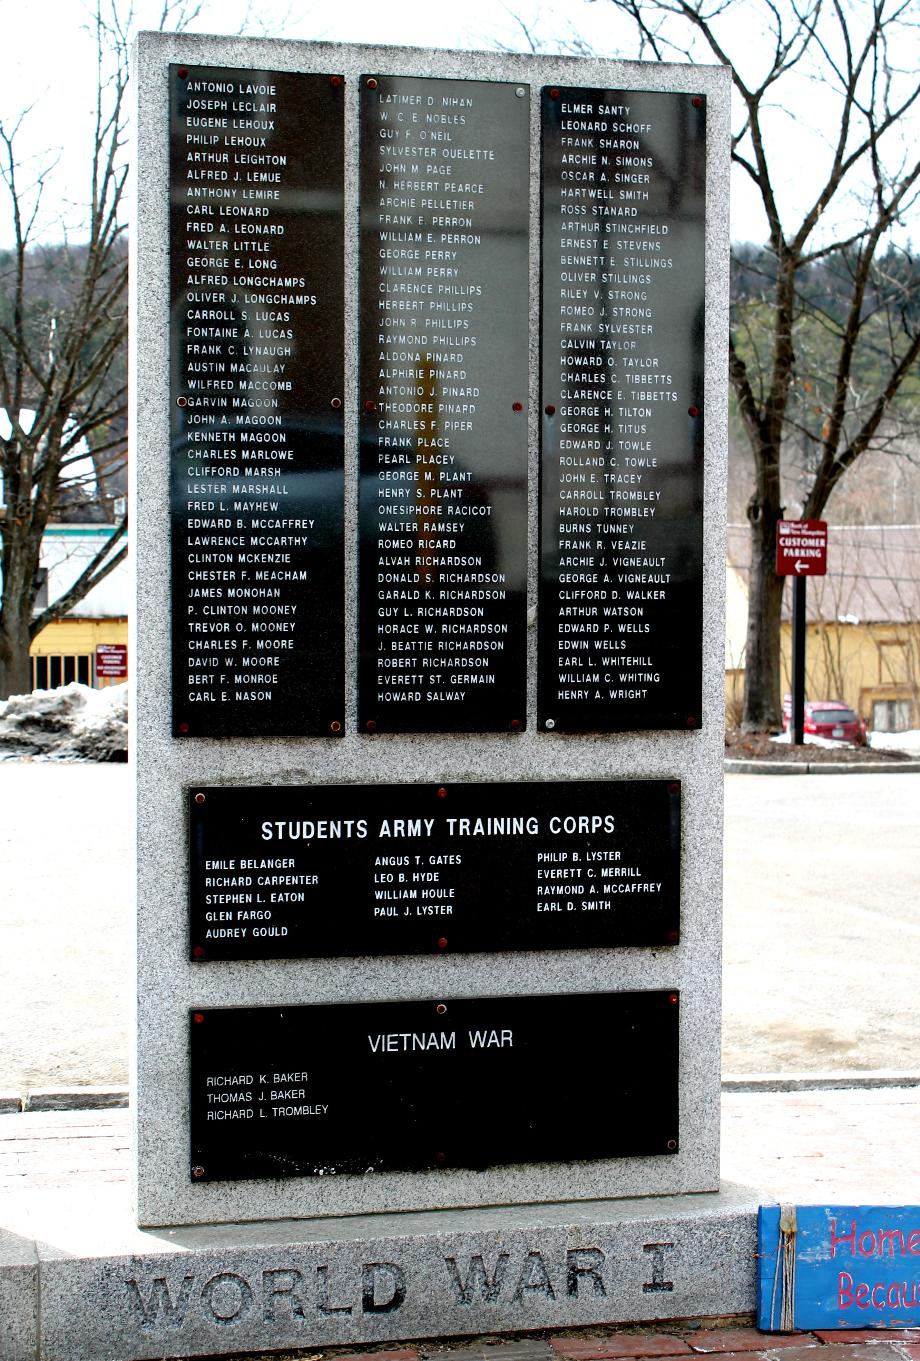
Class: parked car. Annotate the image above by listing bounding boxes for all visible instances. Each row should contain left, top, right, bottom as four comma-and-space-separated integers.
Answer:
782, 696, 867, 743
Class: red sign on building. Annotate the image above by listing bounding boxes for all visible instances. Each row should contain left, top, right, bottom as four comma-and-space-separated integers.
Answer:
96, 644, 128, 679
776, 520, 828, 577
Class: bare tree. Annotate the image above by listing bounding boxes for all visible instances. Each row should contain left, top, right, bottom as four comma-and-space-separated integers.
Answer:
598, 0, 920, 728
0, 0, 286, 699
0, 1, 135, 698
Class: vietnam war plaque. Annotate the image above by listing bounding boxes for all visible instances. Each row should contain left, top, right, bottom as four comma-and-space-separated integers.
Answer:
539, 89, 706, 731
190, 991, 679, 1181
169, 67, 345, 736
358, 76, 530, 732
189, 779, 680, 960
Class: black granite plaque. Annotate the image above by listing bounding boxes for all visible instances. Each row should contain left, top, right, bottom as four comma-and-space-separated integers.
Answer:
357, 76, 530, 733
539, 89, 706, 731
189, 779, 680, 960
189, 990, 679, 1181
169, 66, 345, 737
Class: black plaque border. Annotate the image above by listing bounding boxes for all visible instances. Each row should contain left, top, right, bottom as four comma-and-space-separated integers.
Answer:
189, 990, 680, 1182
168, 64, 347, 739
537, 85, 707, 734
356, 73, 531, 736
188, 778, 682, 961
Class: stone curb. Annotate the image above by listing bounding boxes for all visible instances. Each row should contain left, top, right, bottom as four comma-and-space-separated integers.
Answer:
721, 1070, 920, 1093
19, 1086, 129, 1112
724, 758, 920, 775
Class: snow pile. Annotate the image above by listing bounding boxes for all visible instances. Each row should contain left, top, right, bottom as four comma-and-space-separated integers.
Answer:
770, 730, 858, 750
869, 729, 920, 756
0, 683, 127, 761
769, 728, 920, 756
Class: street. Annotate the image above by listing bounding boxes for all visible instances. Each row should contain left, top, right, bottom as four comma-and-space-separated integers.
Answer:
722, 770, 920, 1073
1, 763, 918, 1091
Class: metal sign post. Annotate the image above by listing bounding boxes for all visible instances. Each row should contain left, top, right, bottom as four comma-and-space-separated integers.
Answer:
776, 521, 828, 745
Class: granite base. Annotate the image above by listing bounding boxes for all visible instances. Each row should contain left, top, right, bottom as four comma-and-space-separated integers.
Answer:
1, 1185, 758, 1361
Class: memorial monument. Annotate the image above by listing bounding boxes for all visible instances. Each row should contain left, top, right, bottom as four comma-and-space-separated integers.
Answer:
2, 33, 748, 1361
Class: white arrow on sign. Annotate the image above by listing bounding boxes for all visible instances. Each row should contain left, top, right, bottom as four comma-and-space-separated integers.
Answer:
795, 559, 808, 573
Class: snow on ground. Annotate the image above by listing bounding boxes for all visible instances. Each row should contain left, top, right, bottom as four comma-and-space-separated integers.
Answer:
870, 728, 920, 755
770, 730, 858, 749
770, 728, 920, 754
0, 683, 127, 761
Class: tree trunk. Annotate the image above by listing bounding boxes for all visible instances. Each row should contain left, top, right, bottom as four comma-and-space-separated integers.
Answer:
0, 610, 34, 700
741, 509, 786, 731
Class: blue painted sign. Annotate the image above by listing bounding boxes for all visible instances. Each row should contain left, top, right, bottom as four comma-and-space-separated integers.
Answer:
758, 1205, 920, 1331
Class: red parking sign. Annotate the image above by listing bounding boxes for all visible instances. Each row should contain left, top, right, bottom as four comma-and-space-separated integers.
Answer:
96, 644, 128, 678
776, 520, 827, 576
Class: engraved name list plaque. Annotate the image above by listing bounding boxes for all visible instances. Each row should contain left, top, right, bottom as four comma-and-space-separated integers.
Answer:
358, 75, 530, 733
539, 88, 706, 731
169, 67, 345, 737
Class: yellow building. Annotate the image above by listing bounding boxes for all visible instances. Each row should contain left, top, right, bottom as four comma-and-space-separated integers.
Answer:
726, 524, 920, 732
30, 525, 129, 690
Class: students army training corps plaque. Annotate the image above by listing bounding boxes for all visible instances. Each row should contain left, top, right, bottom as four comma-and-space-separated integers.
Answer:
358, 76, 530, 733
539, 89, 706, 731
169, 67, 345, 736
189, 991, 679, 1181
188, 779, 681, 960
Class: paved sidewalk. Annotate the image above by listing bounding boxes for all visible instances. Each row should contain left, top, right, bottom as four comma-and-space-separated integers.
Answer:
5, 1086, 920, 1202
4, 766, 920, 1090
4, 1090, 920, 1360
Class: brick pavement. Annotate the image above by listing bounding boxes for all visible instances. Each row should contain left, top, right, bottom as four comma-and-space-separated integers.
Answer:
241, 1325, 920, 1361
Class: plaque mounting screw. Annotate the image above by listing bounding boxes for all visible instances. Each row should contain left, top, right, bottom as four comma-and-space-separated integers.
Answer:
193, 1012, 205, 1024
510, 718, 521, 730
668, 993, 679, 1005
364, 399, 376, 413
667, 1139, 678, 1151
545, 718, 556, 730
549, 87, 561, 99
192, 945, 206, 959
329, 720, 342, 733
512, 401, 523, 412
366, 77, 378, 89
515, 87, 526, 98
365, 720, 377, 733
330, 397, 342, 409
178, 722, 190, 735
688, 405, 700, 418
177, 67, 188, 79
192, 1165, 205, 1178
544, 404, 556, 416
194, 792, 205, 804
436, 1003, 447, 1015
692, 96, 703, 108
176, 396, 187, 407
667, 931, 679, 944
435, 1151, 448, 1165
437, 937, 448, 950
686, 716, 698, 728
330, 75, 343, 88
668, 781, 680, 795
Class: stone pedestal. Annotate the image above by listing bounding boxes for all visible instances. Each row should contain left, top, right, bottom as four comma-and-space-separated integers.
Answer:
1, 1184, 758, 1361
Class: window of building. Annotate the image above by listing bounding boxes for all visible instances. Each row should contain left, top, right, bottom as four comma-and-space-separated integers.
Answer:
32, 568, 48, 611
878, 640, 910, 684
872, 698, 912, 732
32, 654, 93, 690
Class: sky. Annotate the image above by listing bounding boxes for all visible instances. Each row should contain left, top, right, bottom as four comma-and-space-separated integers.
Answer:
0, 0, 917, 250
